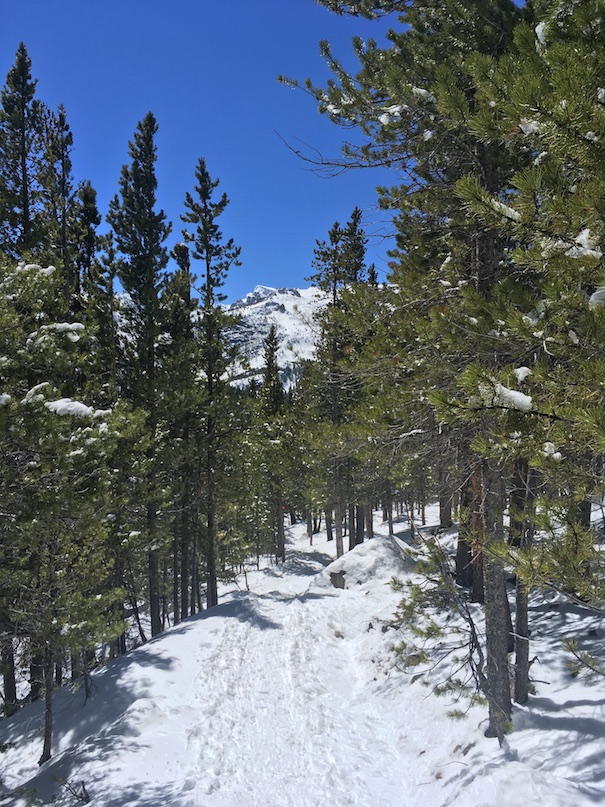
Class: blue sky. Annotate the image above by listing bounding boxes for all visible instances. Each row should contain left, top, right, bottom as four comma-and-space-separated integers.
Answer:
1, 1, 395, 302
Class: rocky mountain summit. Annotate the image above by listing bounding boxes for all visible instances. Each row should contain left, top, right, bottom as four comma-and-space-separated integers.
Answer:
226, 285, 325, 389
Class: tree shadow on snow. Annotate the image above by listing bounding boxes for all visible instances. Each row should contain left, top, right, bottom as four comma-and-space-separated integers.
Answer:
0, 590, 304, 804
266, 549, 334, 577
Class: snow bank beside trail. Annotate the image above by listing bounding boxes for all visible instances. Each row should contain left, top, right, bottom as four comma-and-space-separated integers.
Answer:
313, 534, 416, 590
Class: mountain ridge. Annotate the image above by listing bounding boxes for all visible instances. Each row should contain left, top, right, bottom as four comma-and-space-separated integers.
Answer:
226, 285, 325, 389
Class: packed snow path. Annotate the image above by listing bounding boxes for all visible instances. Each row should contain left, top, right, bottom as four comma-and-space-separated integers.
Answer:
1, 515, 604, 806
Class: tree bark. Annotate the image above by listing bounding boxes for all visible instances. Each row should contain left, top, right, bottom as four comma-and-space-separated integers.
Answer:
348, 502, 356, 551
355, 504, 365, 545
439, 464, 453, 529
512, 461, 537, 704
38, 644, 54, 765
306, 509, 313, 545
1, 638, 17, 716
365, 502, 374, 540
326, 508, 334, 542
276, 493, 286, 563
482, 459, 512, 742
334, 501, 344, 558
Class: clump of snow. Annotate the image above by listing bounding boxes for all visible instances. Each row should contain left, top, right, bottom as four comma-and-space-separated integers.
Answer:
519, 118, 541, 135
0, 393, 10, 406
544, 229, 602, 260
314, 534, 415, 591
535, 20, 547, 45
589, 287, 605, 309
15, 262, 55, 276
493, 383, 533, 412
567, 228, 602, 259
378, 104, 403, 126
490, 199, 521, 223
21, 382, 50, 404
514, 366, 532, 383
412, 86, 436, 104
45, 399, 95, 417
542, 441, 563, 461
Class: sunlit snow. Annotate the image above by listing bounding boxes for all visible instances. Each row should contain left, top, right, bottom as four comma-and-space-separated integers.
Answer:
1, 509, 604, 806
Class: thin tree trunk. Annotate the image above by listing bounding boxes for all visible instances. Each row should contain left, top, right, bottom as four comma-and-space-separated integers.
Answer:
365, 502, 374, 540
355, 504, 365, 545
148, 498, 161, 636
456, 482, 474, 590
439, 464, 453, 529
334, 501, 344, 558
29, 647, 44, 702
276, 492, 286, 563
180, 511, 189, 621
306, 509, 313, 546
482, 459, 512, 742
348, 502, 356, 551
326, 508, 334, 542
1, 638, 17, 716
512, 462, 537, 705
38, 644, 54, 765
172, 511, 181, 625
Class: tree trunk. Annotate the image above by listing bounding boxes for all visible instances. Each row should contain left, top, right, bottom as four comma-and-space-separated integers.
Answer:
365, 502, 374, 540
439, 464, 453, 529
276, 492, 286, 563
512, 461, 537, 705
326, 508, 334, 542
355, 504, 365, 545
29, 647, 44, 702
148, 498, 162, 637
1, 638, 17, 716
38, 644, 54, 765
334, 500, 344, 558
172, 511, 181, 625
348, 502, 356, 551
306, 509, 313, 545
482, 459, 512, 742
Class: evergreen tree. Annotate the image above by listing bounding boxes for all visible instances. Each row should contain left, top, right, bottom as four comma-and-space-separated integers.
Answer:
0, 258, 123, 759
296, 0, 524, 739
107, 112, 172, 637
180, 157, 241, 608
40, 104, 79, 312
0, 43, 47, 257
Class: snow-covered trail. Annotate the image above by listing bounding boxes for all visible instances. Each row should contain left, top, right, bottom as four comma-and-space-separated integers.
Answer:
181, 583, 414, 806
2, 515, 604, 807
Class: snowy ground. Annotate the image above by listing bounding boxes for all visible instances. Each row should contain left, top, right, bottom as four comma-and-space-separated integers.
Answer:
1, 509, 605, 806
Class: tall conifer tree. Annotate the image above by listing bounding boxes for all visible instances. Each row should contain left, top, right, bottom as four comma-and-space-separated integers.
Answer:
107, 112, 171, 637
180, 157, 241, 608
0, 43, 46, 257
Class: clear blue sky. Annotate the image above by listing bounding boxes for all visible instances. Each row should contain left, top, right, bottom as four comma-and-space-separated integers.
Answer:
1, 1, 396, 302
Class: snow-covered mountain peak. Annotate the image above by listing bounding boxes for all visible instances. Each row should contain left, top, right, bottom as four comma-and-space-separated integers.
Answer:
226, 285, 325, 389
230, 285, 302, 310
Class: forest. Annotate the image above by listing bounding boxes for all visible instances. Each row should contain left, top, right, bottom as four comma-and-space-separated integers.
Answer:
2, 0, 605, 770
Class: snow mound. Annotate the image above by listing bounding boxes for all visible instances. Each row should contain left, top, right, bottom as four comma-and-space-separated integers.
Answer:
313, 534, 415, 590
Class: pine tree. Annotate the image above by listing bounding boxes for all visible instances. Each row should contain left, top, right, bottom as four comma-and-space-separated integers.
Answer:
107, 112, 172, 637
0, 258, 123, 759
40, 104, 80, 313
296, 0, 524, 739
0, 43, 47, 257
180, 157, 241, 608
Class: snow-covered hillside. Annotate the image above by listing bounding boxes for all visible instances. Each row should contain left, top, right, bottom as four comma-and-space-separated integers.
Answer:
226, 286, 325, 389
1, 509, 604, 807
